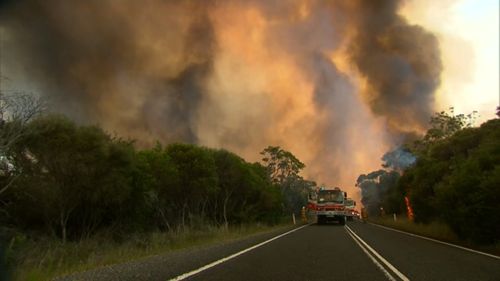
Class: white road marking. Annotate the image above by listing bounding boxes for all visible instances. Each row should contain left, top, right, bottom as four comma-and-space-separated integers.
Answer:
169, 224, 310, 281
345, 225, 410, 281
345, 227, 397, 281
369, 222, 500, 260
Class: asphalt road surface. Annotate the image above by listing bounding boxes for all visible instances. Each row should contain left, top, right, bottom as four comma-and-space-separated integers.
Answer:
60, 221, 500, 281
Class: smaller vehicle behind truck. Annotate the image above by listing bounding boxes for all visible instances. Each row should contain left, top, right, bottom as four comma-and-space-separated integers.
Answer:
344, 198, 359, 221
307, 187, 346, 225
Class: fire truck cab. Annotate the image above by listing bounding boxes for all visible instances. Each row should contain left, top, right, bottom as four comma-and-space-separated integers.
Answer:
307, 187, 347, 225
344, 198, 359, 221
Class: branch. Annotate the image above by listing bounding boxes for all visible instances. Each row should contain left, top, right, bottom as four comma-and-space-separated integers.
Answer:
0, 173, 20, 196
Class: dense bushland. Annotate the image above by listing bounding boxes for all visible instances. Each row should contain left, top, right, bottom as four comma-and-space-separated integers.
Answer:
358, 111, 500, 244
0, 114, 311, 244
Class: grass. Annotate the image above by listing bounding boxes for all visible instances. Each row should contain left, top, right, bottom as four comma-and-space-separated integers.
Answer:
5, 222, 294, 281
368, 216, 500, 256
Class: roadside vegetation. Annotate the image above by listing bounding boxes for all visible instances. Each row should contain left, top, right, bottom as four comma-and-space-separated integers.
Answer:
358, 108, 500, 247
368, 217, 458, 243
9, 222, 293, 281
0, 94, 315, 280
368, 217, 500, 256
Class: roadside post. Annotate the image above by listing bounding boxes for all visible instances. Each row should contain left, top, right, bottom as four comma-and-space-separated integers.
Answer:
292, 213, 296, 225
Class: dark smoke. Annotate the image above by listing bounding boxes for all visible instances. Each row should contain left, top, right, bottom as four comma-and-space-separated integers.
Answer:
342, 0, 442, 135
0, 0, 443, 195
381, 147, 416, 171
1, 0, 215, 143
307, 52, 365, 185
142, 9, 215, 143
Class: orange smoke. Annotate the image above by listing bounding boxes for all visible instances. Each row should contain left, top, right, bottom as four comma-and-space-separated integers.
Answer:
1, 0, 441, 203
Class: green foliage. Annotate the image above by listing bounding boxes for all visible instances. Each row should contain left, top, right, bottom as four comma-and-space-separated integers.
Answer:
1, 115, 290, 247
399, 118, 500, 244
260, 146, 312, 214
356, 170, 400, 216
212, 150, 277, 225
260, 146, 305, 185
3, 115, 137, 241
280, 177, 315, 214
422, 111, 467, 145
359, 110, 499, 245
135, 144, 180, 231
164, 143, 219, 228
434, 120, 500, 243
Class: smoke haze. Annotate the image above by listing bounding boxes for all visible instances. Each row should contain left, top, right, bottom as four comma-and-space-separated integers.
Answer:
0, 0, 442, 200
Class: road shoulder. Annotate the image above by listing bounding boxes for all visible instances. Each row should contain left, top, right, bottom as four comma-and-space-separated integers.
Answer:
54, 224, 300, 281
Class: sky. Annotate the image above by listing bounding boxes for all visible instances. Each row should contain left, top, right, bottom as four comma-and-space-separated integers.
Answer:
401, 0, 499, 123
0, 0, 498, 202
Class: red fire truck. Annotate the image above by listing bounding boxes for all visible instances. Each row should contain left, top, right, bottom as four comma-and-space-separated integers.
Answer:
307, 187, 347, 225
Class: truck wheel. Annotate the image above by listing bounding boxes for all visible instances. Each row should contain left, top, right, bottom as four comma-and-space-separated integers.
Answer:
339, 216, 346, 226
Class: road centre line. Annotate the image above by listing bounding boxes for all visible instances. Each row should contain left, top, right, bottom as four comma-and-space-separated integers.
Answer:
169, 224, 310, 281
369, 222, 500, 260
345, 225, 410, 281
345, 227, 397, 281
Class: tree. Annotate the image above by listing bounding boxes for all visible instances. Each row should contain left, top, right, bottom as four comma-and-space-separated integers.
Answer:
136, 144, 179, 231
260, 146, 305, 186
396, 118, 500, 244
434, 119, 500, 243
245, 162, 282, 224
212, 149, 246, 228
6, 115, 136, 242
0, 93, 44, 153
356, 147, 415, 217
412, 111, 467, 154
0, 93, 44, 196
260, 146, 311, 214
356, 170, 400, 216
281, 177, 315, 214
165, 143, 218, 229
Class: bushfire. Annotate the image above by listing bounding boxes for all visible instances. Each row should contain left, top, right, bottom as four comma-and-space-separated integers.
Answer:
0, 0, 442, 201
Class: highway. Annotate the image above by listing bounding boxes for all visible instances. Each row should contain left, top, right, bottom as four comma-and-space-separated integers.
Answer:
173, 221, 500, 281
59, 221, 500, 281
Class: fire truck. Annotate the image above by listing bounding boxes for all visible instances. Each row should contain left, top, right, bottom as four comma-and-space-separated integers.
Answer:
307, 187, 347, 225
344, 198, 359, 221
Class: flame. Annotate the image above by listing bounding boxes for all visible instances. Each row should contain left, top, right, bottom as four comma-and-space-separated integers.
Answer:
404, 196, 415, 221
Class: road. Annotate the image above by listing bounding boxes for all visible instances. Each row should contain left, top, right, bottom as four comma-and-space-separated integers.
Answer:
173, 221, 500, 281
59, 221, 500, 281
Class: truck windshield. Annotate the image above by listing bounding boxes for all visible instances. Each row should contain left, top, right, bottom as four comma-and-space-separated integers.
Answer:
345, 199, 354, 207
317, 190, 343, 203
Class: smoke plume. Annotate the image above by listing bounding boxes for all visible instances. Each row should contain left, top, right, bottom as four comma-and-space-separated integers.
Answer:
345, 1, 442, 136
356, 146, 416, 214
0, 0, 442, 200
382, 147, 417, 172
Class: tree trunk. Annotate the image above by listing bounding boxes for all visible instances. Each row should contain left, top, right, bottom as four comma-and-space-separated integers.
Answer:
60, 211, 67, 244
159, 208, 171, 231
201, 199, 208, 220
213, 199, 219, 225
223, 192, 230, 230
0, 173, 20, 196
181, 202, 187, 230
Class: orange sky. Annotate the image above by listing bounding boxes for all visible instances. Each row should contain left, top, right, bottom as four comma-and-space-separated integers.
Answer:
1, 0, 498, 204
